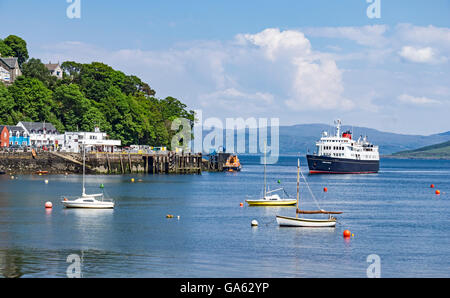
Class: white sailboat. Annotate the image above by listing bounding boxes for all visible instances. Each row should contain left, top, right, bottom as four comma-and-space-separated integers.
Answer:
276, 159, 341, 227
245, 143, 297, 206
61, 144, 114, 209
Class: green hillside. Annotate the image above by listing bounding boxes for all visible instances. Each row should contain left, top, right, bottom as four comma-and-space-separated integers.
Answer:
0, 35, 194, 147
390, 141, 450, 159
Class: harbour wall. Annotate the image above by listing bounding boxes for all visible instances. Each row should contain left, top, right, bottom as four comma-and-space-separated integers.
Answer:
0, 151, 232, 175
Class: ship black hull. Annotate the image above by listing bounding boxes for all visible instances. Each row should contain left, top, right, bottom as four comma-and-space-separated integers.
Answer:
306, 155, 379, 174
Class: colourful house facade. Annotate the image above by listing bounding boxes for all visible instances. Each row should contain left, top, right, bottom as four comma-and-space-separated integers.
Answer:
9, 126, 30, 146
0, 126, 9, 147
0, 125, 30, 147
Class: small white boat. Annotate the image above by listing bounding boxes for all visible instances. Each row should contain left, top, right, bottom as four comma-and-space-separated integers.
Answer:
62, 193, 114, 209
276, 158, 341, 227
276, 215, 337, 227
61, 144, 115, 209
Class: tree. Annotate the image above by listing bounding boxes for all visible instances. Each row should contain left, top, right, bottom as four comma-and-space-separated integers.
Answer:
52, 84, 110, 133
0, 39, 14, 57
7, 77, 62, 130
0, 83, 15, 125
21, 58, 57, 89
3, 35, 29, 66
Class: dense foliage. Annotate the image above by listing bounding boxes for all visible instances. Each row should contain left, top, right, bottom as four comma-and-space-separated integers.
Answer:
0, 35, 29, 66
0, 36, 194, 147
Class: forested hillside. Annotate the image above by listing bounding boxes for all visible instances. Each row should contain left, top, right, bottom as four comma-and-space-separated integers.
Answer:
0, 35, 194, 147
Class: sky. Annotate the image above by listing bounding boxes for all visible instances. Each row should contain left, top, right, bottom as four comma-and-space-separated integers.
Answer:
1, 0, 449, 135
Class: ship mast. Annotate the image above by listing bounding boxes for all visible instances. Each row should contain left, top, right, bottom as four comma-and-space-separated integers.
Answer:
335, 119, 341, 137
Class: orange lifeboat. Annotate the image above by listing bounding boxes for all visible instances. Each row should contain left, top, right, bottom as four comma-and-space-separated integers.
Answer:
223, 155, 242, 172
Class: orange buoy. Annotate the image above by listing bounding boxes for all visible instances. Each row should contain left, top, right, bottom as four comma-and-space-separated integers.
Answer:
45, 201, 53, 209
323, 187, 328, 192
240, 202, 244, 207
343, 229, 351, 238
430, 184, 435, 188
435, 190, 440, 195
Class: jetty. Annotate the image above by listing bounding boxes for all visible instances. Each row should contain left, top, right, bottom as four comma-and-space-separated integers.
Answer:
0, 150, 236, 175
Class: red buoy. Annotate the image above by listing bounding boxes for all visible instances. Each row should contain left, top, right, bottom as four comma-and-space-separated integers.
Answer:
45, 201, 53, 209
240, 202, 244, 207
430, 184, 435, 188
435, 190, 440, 195
323, 187, 328, 192
343, 229, 351, 238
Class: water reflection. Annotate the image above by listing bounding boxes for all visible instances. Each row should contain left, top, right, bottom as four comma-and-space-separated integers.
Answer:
0, 248, 24, 278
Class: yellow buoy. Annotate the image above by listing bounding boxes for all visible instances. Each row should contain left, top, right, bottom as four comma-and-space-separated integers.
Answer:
131, 178, 135, 183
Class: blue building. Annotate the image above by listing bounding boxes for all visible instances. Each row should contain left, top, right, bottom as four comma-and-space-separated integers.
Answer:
8, 126, 30, 147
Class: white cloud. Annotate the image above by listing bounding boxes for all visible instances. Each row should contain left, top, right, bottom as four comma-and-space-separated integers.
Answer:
303, 25, 389, 47
237, 28, 312, 61
238, 28, 352, 111
199, 88, 274, 106
397, 94, 441, 105
395, 24, 450, 49
398, 46, 436, 63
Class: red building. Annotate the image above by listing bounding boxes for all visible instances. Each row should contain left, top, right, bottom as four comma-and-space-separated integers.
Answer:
0, 126, 9, 147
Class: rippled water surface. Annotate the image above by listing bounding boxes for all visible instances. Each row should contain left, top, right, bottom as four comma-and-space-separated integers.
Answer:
0, 156, 449, 277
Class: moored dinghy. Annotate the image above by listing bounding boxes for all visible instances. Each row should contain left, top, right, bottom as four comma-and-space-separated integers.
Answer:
276, 159, 341, 227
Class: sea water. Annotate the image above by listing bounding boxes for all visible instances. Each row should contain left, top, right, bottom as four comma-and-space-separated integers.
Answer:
0, 156, 448, 277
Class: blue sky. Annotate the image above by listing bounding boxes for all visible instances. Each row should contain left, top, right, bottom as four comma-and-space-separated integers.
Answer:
1, 0, 449, 135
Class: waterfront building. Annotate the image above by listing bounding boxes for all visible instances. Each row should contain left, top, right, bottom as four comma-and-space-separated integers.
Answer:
58, 126, 121, 153
8, 126, 29, 146
0, 125, 30, 147
16, 121, 59, 148
0, 126, 9, 147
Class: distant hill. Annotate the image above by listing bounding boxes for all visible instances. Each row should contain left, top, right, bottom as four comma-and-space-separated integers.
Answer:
390, 141, 450, 159
202, 124, 450, 155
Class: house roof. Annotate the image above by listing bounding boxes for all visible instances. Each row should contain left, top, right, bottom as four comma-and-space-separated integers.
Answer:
45, 63, 60, 71
7, 126, 25, 133
19, 121, 58, 133
0, 57, 19, 69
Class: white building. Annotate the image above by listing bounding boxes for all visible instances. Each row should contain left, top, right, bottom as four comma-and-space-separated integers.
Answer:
58, 127, 121, 153
44, 62, 63, 79
17, 121, 59, 148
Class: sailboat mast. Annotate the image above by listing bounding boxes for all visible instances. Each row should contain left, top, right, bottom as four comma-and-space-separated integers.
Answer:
263, 141, 267, 197
296, 158, 300, 218
82, 143, 86, 196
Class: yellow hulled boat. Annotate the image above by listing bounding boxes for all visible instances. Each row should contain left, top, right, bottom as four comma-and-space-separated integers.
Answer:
246, 194, 297, 206
246, 142, 296, 206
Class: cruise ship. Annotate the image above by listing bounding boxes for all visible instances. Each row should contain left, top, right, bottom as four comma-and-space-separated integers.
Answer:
306, 120, 380, 174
